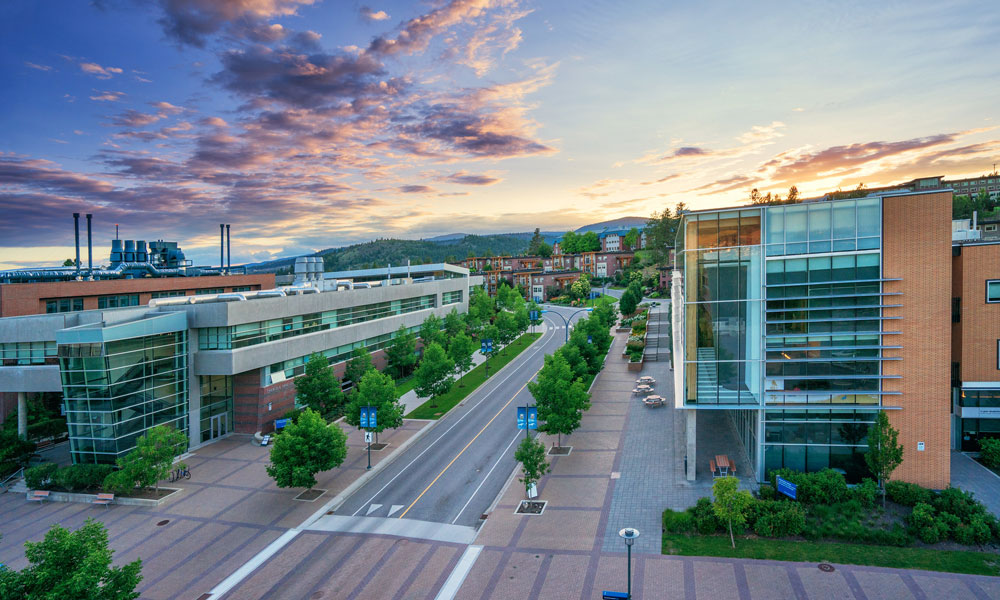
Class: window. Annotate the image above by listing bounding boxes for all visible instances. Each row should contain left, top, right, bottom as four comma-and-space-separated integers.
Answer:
953, 298, 961, 323
231, 286, 252, 292
986, 225, 998, 232
151, 290, 186, 299
98, 294, 140, 309
195, 288, 225, 295
45, 297, 84, 313
987, 280, 1000, 303
997, 340, 1000, 370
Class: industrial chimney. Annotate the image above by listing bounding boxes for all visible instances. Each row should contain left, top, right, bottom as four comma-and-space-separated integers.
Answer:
86, 214, 93, 277
220, 224, 225, 272
73, 213, 81, 277
226, 224, 231, 274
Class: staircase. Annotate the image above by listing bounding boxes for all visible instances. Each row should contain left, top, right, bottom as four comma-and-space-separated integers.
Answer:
696, 348, 742, 403
643, 311, 672, 362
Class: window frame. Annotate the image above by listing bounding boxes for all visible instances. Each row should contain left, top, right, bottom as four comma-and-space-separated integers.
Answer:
987, 280, 1000, 304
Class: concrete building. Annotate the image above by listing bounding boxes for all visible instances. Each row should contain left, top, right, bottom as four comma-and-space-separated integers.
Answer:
672, 190, 953, 489
0, 260, 480, 464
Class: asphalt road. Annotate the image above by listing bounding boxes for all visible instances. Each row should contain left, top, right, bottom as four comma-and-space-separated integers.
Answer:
333, 305, 594, 528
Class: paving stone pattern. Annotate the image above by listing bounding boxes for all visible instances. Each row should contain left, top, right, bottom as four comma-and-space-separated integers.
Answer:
951, 450, 1000, 518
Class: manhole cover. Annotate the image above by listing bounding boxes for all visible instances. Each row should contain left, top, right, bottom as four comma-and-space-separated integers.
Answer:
818, 563, 835, 572
156, 520, 170, 527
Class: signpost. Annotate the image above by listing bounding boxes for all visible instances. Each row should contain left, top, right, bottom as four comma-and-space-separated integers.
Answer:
481, 338, 494, 378
517, 405, 538, 440
529, 310, 539, 334
776, 476, 797, 500
274, 418, 288, 430
360, 406, 377, 470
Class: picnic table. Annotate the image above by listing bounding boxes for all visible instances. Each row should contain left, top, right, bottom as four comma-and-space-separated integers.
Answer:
642, 395, 664, 408
715, 454, 732, 476
633, 384, 653, 395
636, 376, 656, 385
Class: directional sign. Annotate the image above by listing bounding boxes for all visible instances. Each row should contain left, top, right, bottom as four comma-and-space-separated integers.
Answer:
602, 592, 629, 600
587, 335, 593, 344
527, 407, 538, 430
359, 406, 369, 429
274, 419, 288, 430
517, 406, 527, 430
776, 476, 797, 500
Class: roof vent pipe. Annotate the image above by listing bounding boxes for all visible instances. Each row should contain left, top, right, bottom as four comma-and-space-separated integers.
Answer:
86, 214, 93, 277
226, 224, 231, 274
73, 213, 81, 277
973, 210, 978, 231
219, 224, 225, 272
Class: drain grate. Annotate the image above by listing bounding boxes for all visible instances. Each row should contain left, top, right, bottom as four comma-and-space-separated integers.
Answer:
197, 594, 212, 600
156, 520, 170, 527
818, 563, 835, 572
480, 513, 489, 520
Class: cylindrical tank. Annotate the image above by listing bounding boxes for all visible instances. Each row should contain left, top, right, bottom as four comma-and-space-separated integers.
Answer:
124, 240, 136, 262
110, 239, 123, 264
136, 240, 147, 262
310, 257, 321, 281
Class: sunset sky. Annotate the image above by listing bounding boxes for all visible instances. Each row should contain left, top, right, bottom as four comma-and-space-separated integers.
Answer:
1, 0, 998, 268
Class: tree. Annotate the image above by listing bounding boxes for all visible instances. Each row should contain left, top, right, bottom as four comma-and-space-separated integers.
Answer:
865, 410, 904, 507
344, 348, 374, 392
495, 310, 519, 346
448, 332, 475, 382
0, 428, 36, 477
469, 286, 496, 325
529, 353, 591, 448
645, 206, 683, 267
580, 230, 601, 252
537, 242, 553, 258
443, 308, 466, 340
62, 258, 76, 267
414, 342, 455, 404
294, 353, 343, 418
528, 227, 545, 255
385, 325, 418, 380
0, 518, 143, 600
103, 425, 187, 496
623, 227, 640, 251
496, 283, 521, 311
570, 276, 591, 302
712, 476, 753, 548
514, 436, 550, 500
266, 408, 347, 490
420, 313, 445, 349
344, 369, 404, 436
559, 231, 579, 254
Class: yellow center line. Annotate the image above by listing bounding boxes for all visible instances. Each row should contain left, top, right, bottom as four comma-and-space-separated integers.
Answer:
398, 374, 538, 519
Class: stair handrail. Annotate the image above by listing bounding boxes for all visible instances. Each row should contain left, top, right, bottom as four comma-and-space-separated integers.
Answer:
0, 467, 25, 493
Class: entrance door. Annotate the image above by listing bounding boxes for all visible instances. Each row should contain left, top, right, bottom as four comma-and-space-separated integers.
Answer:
210, 413, 228, 440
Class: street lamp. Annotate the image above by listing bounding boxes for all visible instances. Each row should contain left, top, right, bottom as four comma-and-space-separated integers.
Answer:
540, 307, 593, 342
619, 527, 640, 599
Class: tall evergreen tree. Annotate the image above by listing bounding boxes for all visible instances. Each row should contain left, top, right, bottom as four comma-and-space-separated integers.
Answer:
528, 227, 544, 255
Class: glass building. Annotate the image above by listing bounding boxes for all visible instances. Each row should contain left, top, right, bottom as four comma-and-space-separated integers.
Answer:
680, 198, 895, 482
57, 312, 189, 464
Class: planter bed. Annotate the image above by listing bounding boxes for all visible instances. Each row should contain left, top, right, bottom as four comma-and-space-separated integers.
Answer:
25, 487, 181, 507
515, 500, 547, 515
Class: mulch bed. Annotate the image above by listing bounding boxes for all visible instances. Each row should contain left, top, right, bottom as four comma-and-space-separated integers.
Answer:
368, 443, 389, 451
548, 446, 572, 455
516, 500, 547, 514
294, 488, 327, 502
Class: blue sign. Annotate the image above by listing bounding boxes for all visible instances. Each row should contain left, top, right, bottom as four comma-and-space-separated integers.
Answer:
481, 338, 493, 354
602, 592, 629, 600
274, 419, 288, 430
527, 407, 538, 430
359, 406, 369, 429
517, 406, 527, 430
587, 335, 593, 344
529, 310, 539, 321
776, 476, 797, 500
367, 406, 377, 429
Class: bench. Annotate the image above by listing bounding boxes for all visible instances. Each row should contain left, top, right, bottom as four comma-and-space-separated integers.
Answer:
93, 493, 115, 509
261, 434, 271, 447
28, 490, 50, 504
709, 460, 719, 478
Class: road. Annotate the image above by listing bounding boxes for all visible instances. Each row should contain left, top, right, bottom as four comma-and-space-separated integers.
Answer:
327, 305, 597, 533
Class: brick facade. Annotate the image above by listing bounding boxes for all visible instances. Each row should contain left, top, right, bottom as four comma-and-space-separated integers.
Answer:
953, 244, 1000, 383
882, 193, 952, 488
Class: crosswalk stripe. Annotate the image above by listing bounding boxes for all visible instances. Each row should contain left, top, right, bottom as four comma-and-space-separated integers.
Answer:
366, 503, 382, 516
388, 504, 404, 517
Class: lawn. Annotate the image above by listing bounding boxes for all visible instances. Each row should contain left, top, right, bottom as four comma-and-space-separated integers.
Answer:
583, 295, 618, 308
405, 332, 543, 419
662, 534, 1000, 576
394, 375, 417, 396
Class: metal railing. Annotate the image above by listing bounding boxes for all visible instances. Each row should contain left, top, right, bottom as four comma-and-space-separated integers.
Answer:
0, 468, 24, 493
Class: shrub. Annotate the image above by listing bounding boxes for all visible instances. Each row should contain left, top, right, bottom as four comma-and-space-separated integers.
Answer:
692, 497, 720, 534
868, 524, 911, 547
758, 485, 775, 501
752, 502, 806, 537
52, 464, 114, 492
850, 478, 879, 509
768, 468, 848, 505
979, 437, 1000, 470
885, 480, 935, 506
25, 463, 58, 490
908, 502, 936, 529
662, 509, 693, 534
934, 487, 983, 523
968, 515, 993, 545
909, 502, 949, 544
630, 321, 646, 334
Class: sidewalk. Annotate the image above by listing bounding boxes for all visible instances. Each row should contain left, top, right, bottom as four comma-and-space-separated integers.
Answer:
449, 319, 1000, 599
952, 450, 1000, 518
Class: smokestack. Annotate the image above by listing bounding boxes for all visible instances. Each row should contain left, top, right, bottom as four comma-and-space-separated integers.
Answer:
220, 224, 225, 271
86, 214, 93, 275
226, 224, 231, 273
973, 210, 978, 231
73, 213, 81, 277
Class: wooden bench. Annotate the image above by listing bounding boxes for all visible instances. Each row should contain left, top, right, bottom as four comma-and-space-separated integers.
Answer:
93, 493, 115, 509
709, 460, 719, 478
28, 490, 50, 504
260, 434, 271, 447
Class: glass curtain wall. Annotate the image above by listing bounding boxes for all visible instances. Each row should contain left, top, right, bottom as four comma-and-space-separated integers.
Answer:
200, 375, 233, 443
684, 209, 763, 405
60, 331, 188, 464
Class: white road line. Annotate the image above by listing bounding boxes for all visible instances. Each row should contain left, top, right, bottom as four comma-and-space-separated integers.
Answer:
387, 504, 404, 516
451, 430, 522, 524
349, 324, 555, 516
434, 545, 483, 600
209, 530, 300, 598
366, 503, 382, 516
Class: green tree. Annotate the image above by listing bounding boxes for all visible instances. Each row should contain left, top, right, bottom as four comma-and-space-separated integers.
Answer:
469, 287, 496, 325
645, 206, 683, 266
495, 310, 519, 346
385, 325, 418, 379
344, 370, 404, 436
103, 425, 187, 496
580, 230, 601, 252
294, 353, 343, 418
623, 227, 640, 250
420, 313, 445, 349
344, 348, 375, 392
558, 344, 590, 382
62, 258, 76, 267
712, 476, 754, 548
413, 342, 455, 404
0, 428, 36, 477
514, 436, 550, 500
559, 231, 579, 254
528, 227, 544, 255
865, 410, 904, 507
496, 283, 521, 311
266, 408, 347, 490
0, 518, 142, 600
529, 353, 591, 448
448, 332, 475, 383
537, 242, 553, 258
443, 308, 466, 340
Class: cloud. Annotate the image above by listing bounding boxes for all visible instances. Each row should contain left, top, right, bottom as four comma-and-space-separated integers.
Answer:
79, 61, 123, 79
156, 0, 317, 47
110, 110, 165, 128
360, 6, 390, 21
24, 62, 53, 71
442, 171, 500, 185
737, 121, 785, 145
150, 101, 185, 114
659, 146, 709, 161
399, 184, 435, 193
90, 90, 126, 102
690, 174, 763, 194
368, 0, 515, 57
640, 174, 680, 185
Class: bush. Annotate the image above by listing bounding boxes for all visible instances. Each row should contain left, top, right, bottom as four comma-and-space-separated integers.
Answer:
885, 480, 935, 507
768, 468, 848, 505
968, 515, 993, 545
908, 502, 936, 529
909, 502, 949, 544
52, 464, 114, 492
662, 509, 694, 534
980, 437, 1000, 469
25, 463, 58, 490
692, 497, 720, 534
752, 502, 806, 537
934, 487, 983, 523
758, 485, 775, 501
850, 478, 879, 509
869, 524, 911, 547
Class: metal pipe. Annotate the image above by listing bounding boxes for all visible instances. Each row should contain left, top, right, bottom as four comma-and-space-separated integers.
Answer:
86, 213, 93, 275
220, 224, 225, 271
73, 213, 81, 277
226, 224, 231, 274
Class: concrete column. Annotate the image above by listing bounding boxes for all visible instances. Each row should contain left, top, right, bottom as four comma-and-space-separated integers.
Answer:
17, 392, 28, 440
671, 269, 684, 410
187, 331, 202, 449
686, 409, 697, 481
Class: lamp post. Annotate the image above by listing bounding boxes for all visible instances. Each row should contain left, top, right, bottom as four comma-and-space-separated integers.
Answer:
619, 527, 640, 599
540, 307, 593, 342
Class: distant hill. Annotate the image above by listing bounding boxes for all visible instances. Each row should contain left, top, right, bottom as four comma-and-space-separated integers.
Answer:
423, 231, 564, 243
574, 216, 648, 233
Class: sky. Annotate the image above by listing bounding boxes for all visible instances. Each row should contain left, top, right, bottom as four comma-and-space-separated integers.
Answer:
1, 0, 999, 269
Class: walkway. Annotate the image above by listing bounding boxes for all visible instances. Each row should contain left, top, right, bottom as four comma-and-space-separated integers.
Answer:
952, 451, 1000, 518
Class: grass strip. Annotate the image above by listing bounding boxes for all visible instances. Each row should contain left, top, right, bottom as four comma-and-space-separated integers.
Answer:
662, 534, 1000, 576
405, 332, 542, 420
394, 375, 417, 396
